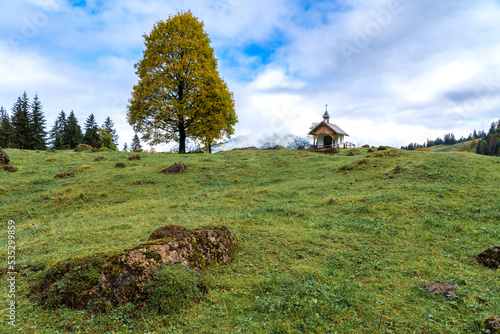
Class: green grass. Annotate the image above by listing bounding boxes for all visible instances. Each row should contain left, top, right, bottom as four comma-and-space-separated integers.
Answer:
1, 147, 499, 333
427, 140, 474, 153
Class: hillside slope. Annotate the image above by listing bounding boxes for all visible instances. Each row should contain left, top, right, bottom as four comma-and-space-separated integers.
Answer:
1, 148, 499, 333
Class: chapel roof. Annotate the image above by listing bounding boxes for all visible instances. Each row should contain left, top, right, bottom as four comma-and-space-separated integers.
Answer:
308, 121, 349, 136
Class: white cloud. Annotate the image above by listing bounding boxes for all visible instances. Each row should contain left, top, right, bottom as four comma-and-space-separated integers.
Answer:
1, 0, 499, 151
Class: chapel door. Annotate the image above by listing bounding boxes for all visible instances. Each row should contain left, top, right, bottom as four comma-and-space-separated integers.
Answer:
324, 136, 333, 147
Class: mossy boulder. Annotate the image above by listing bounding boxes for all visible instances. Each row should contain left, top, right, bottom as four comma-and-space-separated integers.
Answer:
161, 162, 186, 174
0, 147, 9, 164
29, 225, 238, 312
74, 144, 94, 152
477, 246, 500, 269
482, 317, 500, 333
128, 155, 141, 161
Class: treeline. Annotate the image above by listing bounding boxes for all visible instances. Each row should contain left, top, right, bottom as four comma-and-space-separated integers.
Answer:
0, 92, 119, 151
401, 119, 500, 156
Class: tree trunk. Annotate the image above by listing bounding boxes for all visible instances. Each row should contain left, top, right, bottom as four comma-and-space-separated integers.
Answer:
179, 125, 186, 154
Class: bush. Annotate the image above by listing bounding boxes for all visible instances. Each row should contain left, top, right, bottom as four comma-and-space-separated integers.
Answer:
144, 263, 203, 314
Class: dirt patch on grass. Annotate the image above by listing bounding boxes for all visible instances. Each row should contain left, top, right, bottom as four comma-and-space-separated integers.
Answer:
0, 147, 9, 164
477, 246, 500, 269
55, 172, 75, 179
115, 163, 126, 168
28, 225, 238, 313
161, 162, 186, 174
422, 282, 458, 299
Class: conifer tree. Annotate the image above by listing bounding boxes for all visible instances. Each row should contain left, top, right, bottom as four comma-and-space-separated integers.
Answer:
83, 113, 100, 148
11, 92, 31, 149
63, 111, 83, 149
29, 94, 47, 150
131, 133, 142, 152
123, 142, 128, 152
49, 111, 67, 149
102, 117, 119, 147
0, 106, 15, 148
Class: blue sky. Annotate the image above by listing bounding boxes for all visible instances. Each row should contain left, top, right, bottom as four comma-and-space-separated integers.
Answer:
1, 0, 499, 149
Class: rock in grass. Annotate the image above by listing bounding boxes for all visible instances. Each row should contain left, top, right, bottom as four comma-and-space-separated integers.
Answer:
28, 225, 238, 312
0, 147, 9, 164
74, 144, 94, 152
94, 156, 108, 162
477, 246, 500, 269
422, 282, 459, 299
483, 317, 500, 333
160, 162, 186, 174
115, 162, 126, 168
3, 165, 17, 173
127, 155, 141, 161
55, 172, 75, 179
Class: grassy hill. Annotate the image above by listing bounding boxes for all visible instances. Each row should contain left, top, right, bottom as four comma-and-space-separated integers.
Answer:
427, 140, 474, 153
1, 147, 499, 333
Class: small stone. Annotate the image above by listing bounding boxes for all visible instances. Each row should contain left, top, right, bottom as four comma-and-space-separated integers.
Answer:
3, 165, 17, 173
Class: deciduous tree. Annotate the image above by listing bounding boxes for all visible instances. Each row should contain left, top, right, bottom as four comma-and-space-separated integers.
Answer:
127, 11, 237, 154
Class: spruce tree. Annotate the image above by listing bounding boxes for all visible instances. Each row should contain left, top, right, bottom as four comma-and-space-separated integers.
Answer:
83, 113, 100, 148
49, 111, 67, 149
11, 92, 31, 149
123, 142, 128, 152
63, 111, 83, 149
29, 94, 47, 150
0, 106, 15, 148
102, 117, 119, 147
131, 133, 142, 152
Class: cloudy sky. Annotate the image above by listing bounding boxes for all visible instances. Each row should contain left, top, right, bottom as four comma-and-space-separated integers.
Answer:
1, 0, 499, 150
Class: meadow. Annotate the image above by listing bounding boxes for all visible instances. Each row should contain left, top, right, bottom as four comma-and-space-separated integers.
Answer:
0, 146, 499, 333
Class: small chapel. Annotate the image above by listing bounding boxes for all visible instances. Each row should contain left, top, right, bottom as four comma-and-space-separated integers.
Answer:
309, 105, 355, 149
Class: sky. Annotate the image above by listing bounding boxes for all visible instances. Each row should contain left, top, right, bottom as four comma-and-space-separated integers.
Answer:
0, 0, 499, 150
